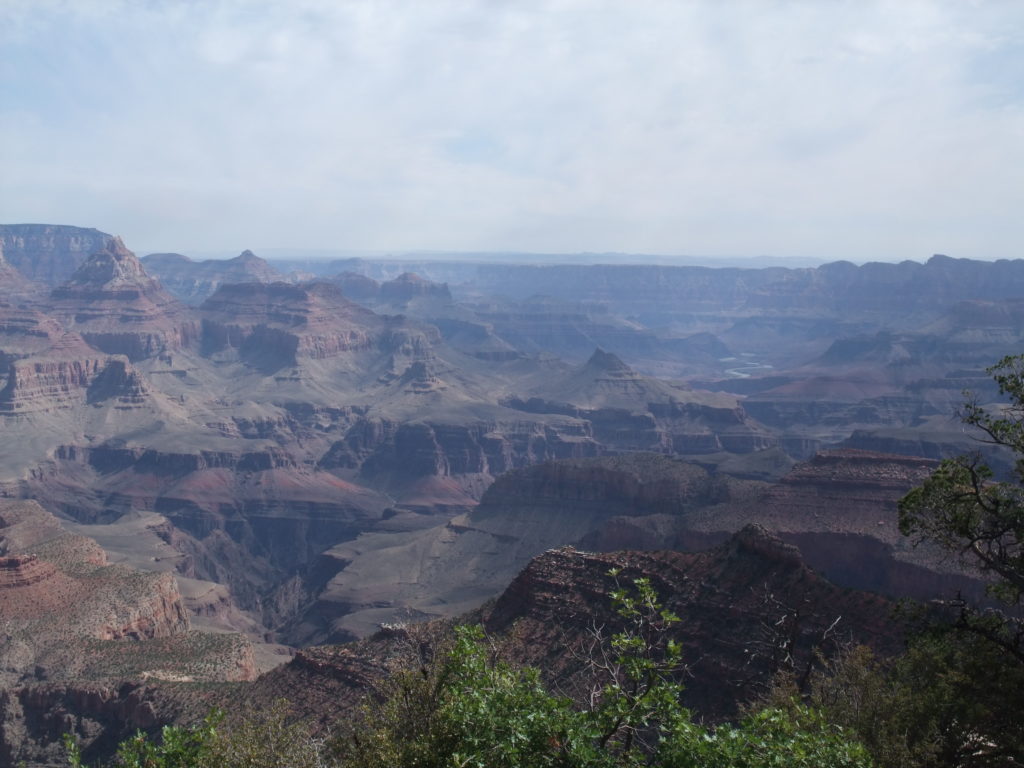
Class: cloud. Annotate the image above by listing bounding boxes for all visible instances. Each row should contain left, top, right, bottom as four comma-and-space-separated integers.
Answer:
1, 0, 1022, 260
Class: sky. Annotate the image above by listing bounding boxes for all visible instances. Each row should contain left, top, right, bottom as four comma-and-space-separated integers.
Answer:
1, 0, 1022, 262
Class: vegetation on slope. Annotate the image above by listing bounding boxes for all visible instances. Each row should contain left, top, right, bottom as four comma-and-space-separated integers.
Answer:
67, 578, 869, 767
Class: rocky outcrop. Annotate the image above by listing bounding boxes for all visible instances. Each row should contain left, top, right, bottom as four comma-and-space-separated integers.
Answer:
0, 224, 116, 286
327, 272, 380, 302
0, 554, 58, 588
0, 501, 192, 680
49, 239, 198, 360
141, 249, 282, 305
199, 282, 387, 370
483, 528, 902, 718
0, 304, 91, 369
0, 355, 149, 413
379, 272, 451, 302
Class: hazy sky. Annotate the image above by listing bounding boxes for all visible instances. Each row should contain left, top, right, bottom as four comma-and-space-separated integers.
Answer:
2, 1, 1022, 261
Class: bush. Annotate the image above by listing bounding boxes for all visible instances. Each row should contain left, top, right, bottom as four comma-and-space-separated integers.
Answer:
69, 578, 872, 767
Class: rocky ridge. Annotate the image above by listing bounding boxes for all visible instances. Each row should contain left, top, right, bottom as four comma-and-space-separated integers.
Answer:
141, 250, 282, 305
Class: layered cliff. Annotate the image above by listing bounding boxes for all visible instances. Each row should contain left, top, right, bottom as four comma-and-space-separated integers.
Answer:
0, 224, 116, 286
49, 239, 198, 360
682, 449, 988, 601
0, 499, 259, 763
379, 272, 452, 303
483, 528, 902, 718
0, 355, 150, 413
508, 349, 775, 454
199, 282, 390, 370
0, 303, 91, 368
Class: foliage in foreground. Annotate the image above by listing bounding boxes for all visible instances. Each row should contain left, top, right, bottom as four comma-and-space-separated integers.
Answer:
804, 633, 1024, 768
66, 578, 870, 768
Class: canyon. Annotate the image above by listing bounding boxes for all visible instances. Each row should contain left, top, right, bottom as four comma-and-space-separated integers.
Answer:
0, 223, 1020, 764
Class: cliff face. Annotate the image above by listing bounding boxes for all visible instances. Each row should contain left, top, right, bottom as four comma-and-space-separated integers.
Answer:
0, 304, 91, 369
680, 449, 991, 602
49, 239, 198, 360
328, 272, 380, 302
379, 272, 452, 302
0, 249, 33, 300
0, 683, 174, 767
0, 224, 116, 286
327, 414, 600, 481
199, 282, 385, 370
0, 355, 149, 413
30, 442, 392, 613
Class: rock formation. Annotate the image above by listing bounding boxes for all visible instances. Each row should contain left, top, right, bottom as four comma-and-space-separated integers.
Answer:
379, 272, 452, 303
0, 500, 258, 683
483, 529, 903, 718
293, 455, 738, 642
507, 348, 775, 454
215, 526, 904, 747
199, 281, 382, 370
141, 249, 282, 305
0, 224, 116, 286
49, 239, 198, 360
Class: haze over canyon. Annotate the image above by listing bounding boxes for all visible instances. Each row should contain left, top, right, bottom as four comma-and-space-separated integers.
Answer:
0, 222, 1020, 764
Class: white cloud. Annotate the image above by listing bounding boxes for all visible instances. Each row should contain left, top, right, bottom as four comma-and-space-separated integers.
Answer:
1, 0, 1022, 260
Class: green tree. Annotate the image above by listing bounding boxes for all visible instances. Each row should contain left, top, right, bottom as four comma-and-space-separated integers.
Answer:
743, 356, 1024, 768
899, 354, 1024, 618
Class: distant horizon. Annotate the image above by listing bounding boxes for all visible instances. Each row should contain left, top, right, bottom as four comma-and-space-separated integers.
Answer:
0, 220, 997, 268
4, 2, 1022, 263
